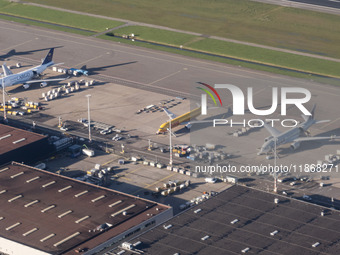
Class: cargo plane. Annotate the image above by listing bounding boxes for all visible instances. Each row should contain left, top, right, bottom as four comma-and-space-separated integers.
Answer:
156, 107, 202, 134
0, 48, 66, 90
258, 105, 339, 155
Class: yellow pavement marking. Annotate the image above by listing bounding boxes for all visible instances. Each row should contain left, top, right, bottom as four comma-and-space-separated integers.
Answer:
124, 166, 143, 176
149, 70, 181, 85
102, 159, 115, 166
132, 172, 177, 195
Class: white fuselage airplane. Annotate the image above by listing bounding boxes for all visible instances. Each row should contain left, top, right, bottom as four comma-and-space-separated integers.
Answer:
258, 105, 339, 155
0, 48, 65, 90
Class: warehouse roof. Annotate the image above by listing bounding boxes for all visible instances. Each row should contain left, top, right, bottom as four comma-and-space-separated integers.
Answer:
118, 185, 340, 255
0, 124, 47, 155
0, 162, 170, 255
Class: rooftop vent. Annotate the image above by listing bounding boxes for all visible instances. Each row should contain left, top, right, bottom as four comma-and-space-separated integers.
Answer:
75, 216, 90, 224
230, 219, 239, 224
11, 171, 24, 179
270, 230, 279, 236
201, 235, 210, 241
26, 176, 40, 183
6, 222, 21, 231
111, 204, 136, 217
312, 242, 320, 248
74, 190, 88, 198
58, 185, 72, 193
0, 167, 9, 173
91, 195, 106, 203
0, 134, 11, 140
58, 210, 73, 218
194, 208, 202, 214
109, 200, 122, 207
41, 205, 56, 213
53, 232, 80, 247
8, 195, 23, 202
24, 200, 39, 208
42, 181, 56, 188
242, 247, 250, 253
13, 138, 26, 144
163, 224, 173, 230
40, 233, 55, 242
23, 228, 38, 237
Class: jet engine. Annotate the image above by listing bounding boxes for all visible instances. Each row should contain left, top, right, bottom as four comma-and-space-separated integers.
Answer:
40, 82, 48, 88
23, 84, 30, 89
185, 124, 192, 130
290, 141, 301, 150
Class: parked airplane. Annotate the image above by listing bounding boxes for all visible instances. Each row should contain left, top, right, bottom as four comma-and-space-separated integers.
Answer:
0, 48, 66, 90
156, 107, 201, 134
258, 105, 339, 155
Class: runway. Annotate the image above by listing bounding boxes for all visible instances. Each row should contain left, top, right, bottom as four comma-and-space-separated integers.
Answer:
250, 0, 340, 15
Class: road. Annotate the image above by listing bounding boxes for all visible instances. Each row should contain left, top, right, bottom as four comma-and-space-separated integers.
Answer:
251, 0, 340, 14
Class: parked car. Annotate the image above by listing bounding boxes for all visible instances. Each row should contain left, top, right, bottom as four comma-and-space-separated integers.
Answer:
112, 134, 123, 141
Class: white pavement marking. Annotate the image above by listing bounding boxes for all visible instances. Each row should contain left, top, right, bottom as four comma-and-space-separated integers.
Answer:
0, 20, 339, 95
0, 20, 339, 101
321, 117, 340, 129
74, 54, 104, 68
149, 70, 182, 85
1, 39, 33, 54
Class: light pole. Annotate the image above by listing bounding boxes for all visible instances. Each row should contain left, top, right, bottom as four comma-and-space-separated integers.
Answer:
2, 78, 7, 122
169, 117, 173, 166
86, 94, 92, 142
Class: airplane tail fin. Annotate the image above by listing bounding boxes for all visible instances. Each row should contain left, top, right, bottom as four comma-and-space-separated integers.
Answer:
2, 63, 13, 76
301, 104, 316, 122
310, 104, 316, 119
41, 48, 54, 65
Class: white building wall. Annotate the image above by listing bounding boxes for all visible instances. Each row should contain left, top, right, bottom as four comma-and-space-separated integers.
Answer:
84, 207, 173, 255
0, 237, 51, 255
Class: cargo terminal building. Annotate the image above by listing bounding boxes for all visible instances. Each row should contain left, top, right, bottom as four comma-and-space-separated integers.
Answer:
0, 162, 173, 255
117, 185, 340, 255
0, 124, 51, 165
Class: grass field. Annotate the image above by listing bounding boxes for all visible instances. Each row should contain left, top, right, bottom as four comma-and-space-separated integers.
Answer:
99, 34, 340, 85
0, 0, 339, 82
0, 0, 123, 32
0, 14, 94, 36
24, 0, 340, 59
110, 26, 340, 78
110, 26, 198, 46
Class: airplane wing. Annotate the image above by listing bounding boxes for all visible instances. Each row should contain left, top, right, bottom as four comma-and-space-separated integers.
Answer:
163, 108, 177, 120
263, 122, 281, 137
25, 77, 67, 84
51, 62, 64, 67
294, 136, 339, 142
